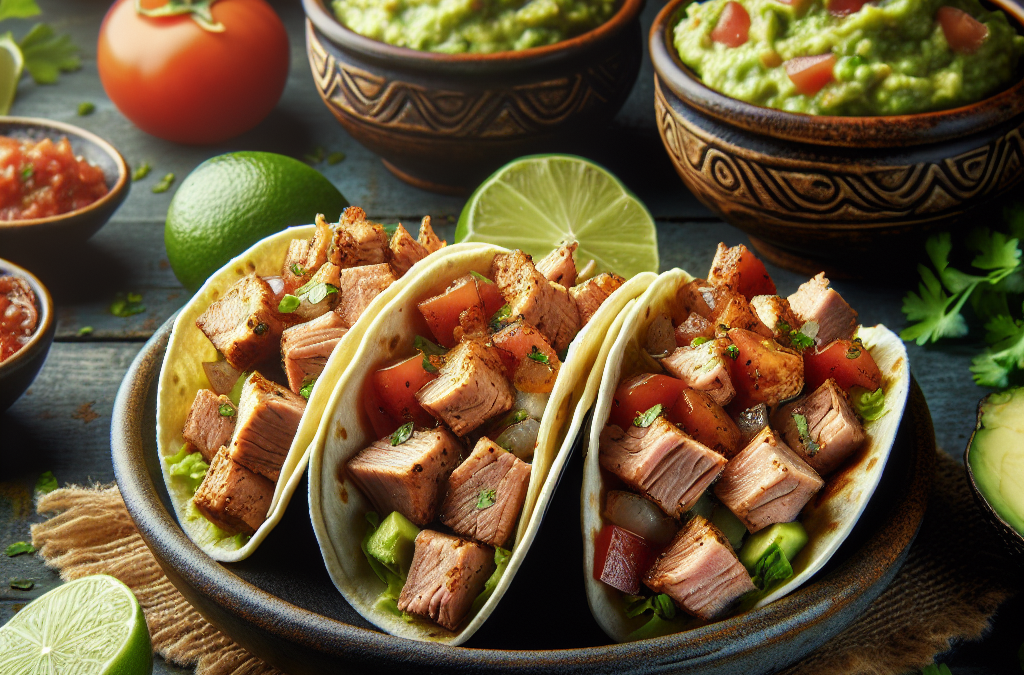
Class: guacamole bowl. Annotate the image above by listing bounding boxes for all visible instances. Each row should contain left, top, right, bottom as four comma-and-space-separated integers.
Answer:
302, 0, 644, 195
649, 0, 1024, 277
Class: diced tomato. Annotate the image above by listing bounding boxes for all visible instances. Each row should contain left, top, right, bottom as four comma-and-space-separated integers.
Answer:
709, 244, 776, 300
711, 2, 750, 47
727, 328, 804, 411
364, 375, 402, 439
610, 373, 687, 430
668, 389, 742, 458
803, 339, 883, 392
492, 320, 558, 365
492, 320, 560, 392
593, 524, 655, 595
475, 275, 507, 319
784, 53, 836, 96
371, 355, 438, 429
827, 0, 871, 15
417, 276, 483, 348
937, 6, 989, 54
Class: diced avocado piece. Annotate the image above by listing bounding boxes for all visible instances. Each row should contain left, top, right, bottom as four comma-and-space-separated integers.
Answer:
366, 511, 420, 577
738, 522, 808, 572
228, 371, 250, 406
711, 504, 747, 550
969, 390, 1024, 536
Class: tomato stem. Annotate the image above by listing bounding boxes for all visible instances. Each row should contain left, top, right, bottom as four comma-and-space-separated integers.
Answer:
134, 0, 226, 32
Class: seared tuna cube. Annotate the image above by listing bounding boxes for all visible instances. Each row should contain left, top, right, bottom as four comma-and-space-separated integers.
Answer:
643, 515, 755, 621
334, 263, 397, 327
192, 446, 275, 536
228, 372, 306, 482
750, 295, 804, 347
714, 427, 824, 533
347, 427, 460, 526
280, 312, 349, 394
292, 262, 341, 323
281, 214, 333, 292
492, 250, 580, 352
569, 272, 626, 326
439, 437, 532, 547
599, 417, 727, 518
196, 275, 285, 371
536, 242, 578, 286
417, 215, 445, 253
330, 206, 389, 269
182, 389, 236, 462
788, 272, 858, 346
661, 338, 736, 407
389, 223, 429, 276
727, 328, 805, 409
645, 313, 677, 358
774, 379, 866, 476
707, 243, 776, 301
674, 312, 715, 347
416, 341, 515, 436
711, 292, 773, 338
397, 530, 495, 631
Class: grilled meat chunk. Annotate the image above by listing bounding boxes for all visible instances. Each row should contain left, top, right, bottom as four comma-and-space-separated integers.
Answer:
643, 515, 755, 621
281, 214, 333, 293
334, 263, 397, 327
788, 273, 858, 346
674, 312, 715, 347
750, 295, 804, 348
569, 272, 626, 326
280, 312, 349, 394
389, 223, 430, 277
661, 338, 736, 407
439, 437, 532, 548
536, 242, 578, 286
774, 379, 866, 476
397, 530, 495, 632
329, 207, 389, 269
492, 250, 580, 352
417, 215, 445, 253
416, 340, 515, 436
291, 262, 341, 323
646, 313, 677, 358
714, 427, 824, 533
228, 372, 306, 482
727, 328, 805, 409
599, 417, 727, 518
182, 389, 237, 462
192, 446, 275, 536
678, 281, 771, 338
347, 427, 460, 526
196, 275, 285, 372
707, 243, 776, 301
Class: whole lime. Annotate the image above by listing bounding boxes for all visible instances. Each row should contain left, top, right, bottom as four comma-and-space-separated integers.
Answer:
165, 152, 347, 292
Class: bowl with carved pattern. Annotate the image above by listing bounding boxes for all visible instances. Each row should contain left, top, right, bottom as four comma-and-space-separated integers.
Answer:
650, 0, 1024, 278
302, 0, 644, 195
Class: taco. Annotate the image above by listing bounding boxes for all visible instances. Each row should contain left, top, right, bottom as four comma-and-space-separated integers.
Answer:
156, 208, 450, 562
581, 244, 910, 641
308, 242, 656, 644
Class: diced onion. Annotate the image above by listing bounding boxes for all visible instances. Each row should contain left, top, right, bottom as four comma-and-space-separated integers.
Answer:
515, 389, 549, 420
495, 418, 540, 461
262, 275, 285, 299
736, 403, 769, 443
799, 320, 819, 341
202, 360, 241, 395
603, 490, 678, 546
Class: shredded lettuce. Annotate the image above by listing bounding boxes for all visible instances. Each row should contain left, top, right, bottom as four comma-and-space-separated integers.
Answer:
851, 386, 886, 421
623, 593, 687, 641
165, 445, 209, 492
362, 512, 415, 622
471, 546, 511, 613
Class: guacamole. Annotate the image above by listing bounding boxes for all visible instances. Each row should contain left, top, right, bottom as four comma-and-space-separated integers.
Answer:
333, 0, 617, 53
673, 0, 1024, 115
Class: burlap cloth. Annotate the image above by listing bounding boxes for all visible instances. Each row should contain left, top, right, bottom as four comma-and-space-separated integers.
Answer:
28, 450, 1019, 675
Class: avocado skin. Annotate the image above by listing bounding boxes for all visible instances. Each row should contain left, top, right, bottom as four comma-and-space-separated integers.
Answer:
967, 389, 1024, 542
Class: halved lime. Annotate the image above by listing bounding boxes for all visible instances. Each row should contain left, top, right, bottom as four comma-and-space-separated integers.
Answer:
0, 32, 24, 116
455, 155, 659, 279
0, 575, 153, 675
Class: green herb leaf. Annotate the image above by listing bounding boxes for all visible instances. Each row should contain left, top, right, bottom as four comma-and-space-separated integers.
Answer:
77, 326, 93, 336
19, 23, 79, 84
20, 164, 33, 181
290, 263, 307, 276
327, 151, 346, 165
218, 403, 235, 417
391, 421, 414, 446
970, 311, 1024, 388
489, 304, 512, 332
901, 263, 971, 345
110, 292, 145, 317
299, 377, 316, 400
77, 101, 94, 116
278, 294, 301, 313
35, 470, 57, 494
152, 173, 175, 193
10, 578, 34, 590
0, 0, 41, 22
790, 330, 814, 350
131, 162, 151, 181
476, 488, 497, 509
851, 387, 885, 421
725, 344, 740, 360
624, 593, 676, 620
298, 282, 338, 305
304, 147, 325, 164
792, 413, 820, 456
634, 404, 662, 428
527, 345, 549, 364
751, 542, 793, 591
6, 541, 34, 557
414, 335, 447, 373
470, 270, 493, 284
690, 336, 709, 347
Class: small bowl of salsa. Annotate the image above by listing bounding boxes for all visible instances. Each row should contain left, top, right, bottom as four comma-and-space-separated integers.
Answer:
0, 257, 54, 413
0, 117, 129, 262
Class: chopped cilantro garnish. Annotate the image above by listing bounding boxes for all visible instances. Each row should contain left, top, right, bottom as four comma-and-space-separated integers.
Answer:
777, 320, 791, 334
77, 326, 93, 336
527, 345, 549, 364
294, 281, 338, 305
278, 294, 301, 313
470, 270, 493, 284
152, 173, 175, 193
391, 422, 413, 446
35, 471, 57, 494
77, 101, 94, 116
327, 151, 346, 165
19, 22, 80, 85
476, 489, 497, 509
20, 164, 33, 181
845, 346, 861, 359
110, 292, 145, 317
751, 543, 793, 591
790, 330, 814, 350
10, 578, 34, 590
851, 387, 885, 421
218, 403, 235, 417
290, 263, 307, 276
792, 413, 820, 456
489, 304, 512, 331
690, 336, 709, 347
299, 378, 316, 400
725, 344, 740, 360
132, 162, 151, 181
634, 404, 662, 428
414, 335, 447, 373
6, 542, 34, 557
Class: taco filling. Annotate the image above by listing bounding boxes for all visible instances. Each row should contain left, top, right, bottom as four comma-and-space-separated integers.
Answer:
592, 244, 885, 636
347, 244, 626, 632
169, 208, 446, 541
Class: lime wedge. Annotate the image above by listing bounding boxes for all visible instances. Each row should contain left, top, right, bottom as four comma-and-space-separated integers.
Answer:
0, 575, 153, 675
0, 32, 23, 115
455, 154, 659, 279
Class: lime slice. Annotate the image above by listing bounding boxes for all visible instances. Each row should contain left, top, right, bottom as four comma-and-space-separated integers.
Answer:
455, 154, 659, 279
0, 575, 153, 675
0, 32, 23, 116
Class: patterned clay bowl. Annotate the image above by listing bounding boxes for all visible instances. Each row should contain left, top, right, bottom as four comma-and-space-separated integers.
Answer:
301, 0, 644, 195
649, 0, 1024, 277
110, 316, 934, 675
0, 258, 55, 413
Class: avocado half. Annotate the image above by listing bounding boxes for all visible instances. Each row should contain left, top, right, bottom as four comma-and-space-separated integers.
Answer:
965, 389, 1024, 562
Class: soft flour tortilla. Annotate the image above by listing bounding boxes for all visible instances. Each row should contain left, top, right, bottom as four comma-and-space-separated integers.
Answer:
581, 269, 911, 642
156, 225, 455, 563
308, 244, 656, 644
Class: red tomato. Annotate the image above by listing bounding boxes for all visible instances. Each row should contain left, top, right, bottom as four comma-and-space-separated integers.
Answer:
668, 389, 742, 458
492, 320, 558, 365
97, 0, 289, 144
364, 375, 402, 439
727, 328, 804, 410
827, 0, 871, 15
937, 6, 989, 54
711, 2, 751, 47
417, 276, 483, 348
784, 54, 837, 96
726, 246, 776, 300
593, 524, 655, 595
610, 374, 687, 430
476, 276, 507, 319
803, 339, 883, 392
371, 355, 438, 428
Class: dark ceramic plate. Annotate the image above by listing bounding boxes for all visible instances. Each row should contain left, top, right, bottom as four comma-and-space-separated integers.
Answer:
112, 317, 935, 675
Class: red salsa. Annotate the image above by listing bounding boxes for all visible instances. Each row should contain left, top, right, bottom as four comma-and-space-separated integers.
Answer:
0, 275, 39, 362
0, 136, 109, 220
